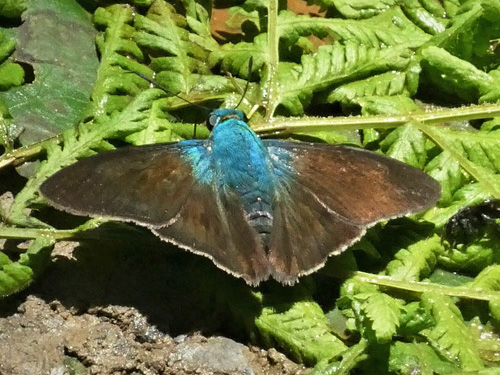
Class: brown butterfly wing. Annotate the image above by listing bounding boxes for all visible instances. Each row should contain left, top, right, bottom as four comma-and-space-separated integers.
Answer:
40, 143, 270, 285
154, 185, 271, 285
265, 141, 441, 283
40, 144, 194, 226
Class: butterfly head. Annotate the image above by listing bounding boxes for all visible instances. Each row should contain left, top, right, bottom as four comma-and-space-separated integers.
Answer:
207, 109, 247, 131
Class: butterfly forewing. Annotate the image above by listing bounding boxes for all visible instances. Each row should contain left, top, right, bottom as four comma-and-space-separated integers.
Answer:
41, 142, 271, 285
266, 141, 441, 224
265, 141, 441, 282
40, 144, 197, 226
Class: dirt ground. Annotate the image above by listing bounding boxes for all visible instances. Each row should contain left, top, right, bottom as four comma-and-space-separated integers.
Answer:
0, 235, 308, 375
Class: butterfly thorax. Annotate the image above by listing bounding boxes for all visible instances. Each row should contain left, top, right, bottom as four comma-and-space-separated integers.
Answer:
209, 117, 275, 244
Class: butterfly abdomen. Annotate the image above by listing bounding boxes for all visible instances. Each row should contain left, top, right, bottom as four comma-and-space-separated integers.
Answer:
211, 117, 277, 243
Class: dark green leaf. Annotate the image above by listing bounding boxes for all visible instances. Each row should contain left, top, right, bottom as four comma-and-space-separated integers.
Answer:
0, 0, 98, 145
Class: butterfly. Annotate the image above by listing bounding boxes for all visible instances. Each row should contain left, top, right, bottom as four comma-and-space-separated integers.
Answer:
442, 199, 500, 247
40, 108, 441, 286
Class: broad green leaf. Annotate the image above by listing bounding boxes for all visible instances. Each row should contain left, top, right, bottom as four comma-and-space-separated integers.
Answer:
384, 235, 443, 282
255, 297, 347, 364
420, 292, 484, 371
0, 0, 98, 145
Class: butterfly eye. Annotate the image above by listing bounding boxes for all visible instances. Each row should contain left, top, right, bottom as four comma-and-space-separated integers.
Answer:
206, 114, 219, 131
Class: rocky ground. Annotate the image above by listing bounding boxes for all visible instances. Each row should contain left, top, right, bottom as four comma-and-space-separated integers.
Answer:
0, 234, 308, 375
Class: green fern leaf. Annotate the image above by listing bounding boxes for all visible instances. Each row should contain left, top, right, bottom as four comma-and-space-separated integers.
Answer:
470, 265, 500, 291
339, 279, 403, 343
380, 123, 427, 168
278, 8, 431, 48
209, 33, 267, 79
399, 0, 448, 35
92, 4, 147, 116
355, 292, 403, 343
385, 235, 443, 282
469, 265, 500, 323
320, 0, 396, 19
0, 0, 26, 18
356, 96, 420, 116
327, 71, 411, 106
256, 296, 347, 364
420, 46, 499, 103
6, 89, 163, 226
428, 0, 500, 68
0, 237, 52, 298
389, 341, 458, 375
425, 150, 465, 206
420, 292, 484, 371
275, 42, 412, 114
419, 123, 500, 226
0, 32, 23, 91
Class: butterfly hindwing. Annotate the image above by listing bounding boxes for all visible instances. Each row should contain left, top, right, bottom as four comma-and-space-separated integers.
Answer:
265, 141, 441, 282
268, 181, 364, 284
154, 184, 270, 285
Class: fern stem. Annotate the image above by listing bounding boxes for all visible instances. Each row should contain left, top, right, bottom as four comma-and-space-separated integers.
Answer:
0, 226, 79, 241
416, 122, 500, 198
353, 271, 500, 302
0, 135, 61, 169
263, 0, 280, 121
253, 103, 500, 133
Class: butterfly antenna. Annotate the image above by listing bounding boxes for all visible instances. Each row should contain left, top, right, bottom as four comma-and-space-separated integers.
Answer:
234, 57, 253, 110
133, 72, 209, 138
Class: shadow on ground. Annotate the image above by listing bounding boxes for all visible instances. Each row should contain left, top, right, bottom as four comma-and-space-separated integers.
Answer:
0, 231, 306, 375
